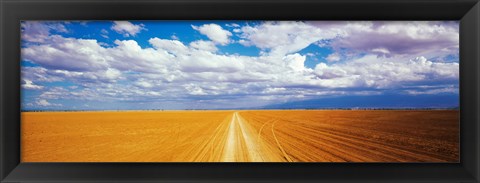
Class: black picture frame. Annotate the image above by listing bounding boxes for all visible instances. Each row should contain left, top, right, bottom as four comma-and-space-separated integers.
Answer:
1, 0, 479, 182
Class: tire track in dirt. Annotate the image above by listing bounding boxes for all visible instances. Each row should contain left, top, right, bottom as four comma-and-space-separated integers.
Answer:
222, 113, 238, 161
271, 122, 293, 162
187, 113, 232, 161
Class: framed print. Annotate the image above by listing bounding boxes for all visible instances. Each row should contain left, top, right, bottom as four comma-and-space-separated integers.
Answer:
18, 20, 460, 163
1, 0, 479, 182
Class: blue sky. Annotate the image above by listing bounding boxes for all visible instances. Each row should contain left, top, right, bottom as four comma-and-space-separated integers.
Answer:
20, 21, 459, 110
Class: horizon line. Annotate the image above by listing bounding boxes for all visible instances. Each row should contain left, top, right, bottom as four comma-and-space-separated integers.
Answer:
21, 107, 460, 112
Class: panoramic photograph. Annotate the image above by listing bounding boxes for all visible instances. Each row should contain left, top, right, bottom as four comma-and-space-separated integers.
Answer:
20, 21, 459, 162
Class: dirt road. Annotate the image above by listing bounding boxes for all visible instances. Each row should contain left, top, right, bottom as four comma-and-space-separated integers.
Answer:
221, 112, 284, 162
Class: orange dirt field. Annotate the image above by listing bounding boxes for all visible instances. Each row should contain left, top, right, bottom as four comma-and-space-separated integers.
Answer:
21, 110, 459, 162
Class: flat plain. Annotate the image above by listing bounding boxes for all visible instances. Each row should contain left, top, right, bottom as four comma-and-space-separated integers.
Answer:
21, 110, 459, 162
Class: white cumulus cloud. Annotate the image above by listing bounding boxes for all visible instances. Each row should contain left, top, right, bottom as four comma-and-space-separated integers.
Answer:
111, 21, 146, 37
192, 24, 232, 45
189, 40, 218, 52
35, 99, 62, 107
